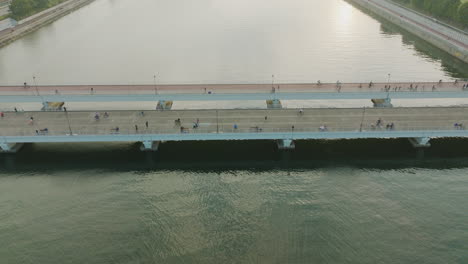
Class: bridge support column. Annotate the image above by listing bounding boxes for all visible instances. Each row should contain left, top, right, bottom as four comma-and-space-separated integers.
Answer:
277, 139, 295, 150
267, 99, 282, 109
156, 100, 173, 110
140, 141, 160, 152
0, 143, 24, 153
408, 137, 431, 148
371, 98, 392, 108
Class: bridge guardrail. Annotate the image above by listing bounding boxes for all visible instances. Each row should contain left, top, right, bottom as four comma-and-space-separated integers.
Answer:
2, 124, 467, 138
1, 82, 467, 96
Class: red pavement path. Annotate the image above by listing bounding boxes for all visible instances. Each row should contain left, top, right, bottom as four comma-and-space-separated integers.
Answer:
0, 82, 465, 95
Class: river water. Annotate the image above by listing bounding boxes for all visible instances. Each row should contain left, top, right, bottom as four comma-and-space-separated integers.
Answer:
0, 0, 467, 85
0, 0, 468, 263
1, 140, 468, 263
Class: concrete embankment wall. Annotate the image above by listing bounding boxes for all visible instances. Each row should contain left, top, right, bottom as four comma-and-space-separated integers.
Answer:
0, 0, 95, 48
348, 0, 468, 64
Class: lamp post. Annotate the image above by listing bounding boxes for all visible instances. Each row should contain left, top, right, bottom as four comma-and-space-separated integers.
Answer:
65, 109, 73, 136
33, 76, 39, 96
33, 75, 45, 104
216, 110, 219, 134
359, 107, 366, 132
153, 74, 157, 95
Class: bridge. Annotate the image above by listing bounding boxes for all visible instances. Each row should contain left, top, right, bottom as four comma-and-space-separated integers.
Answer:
1, 107, 468, 153
1, 82, 467, 104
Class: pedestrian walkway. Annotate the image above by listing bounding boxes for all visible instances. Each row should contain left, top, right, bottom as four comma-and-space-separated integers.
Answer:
1, 81, 468, 103
2, 107, 468, 152
1, 107, 467, 137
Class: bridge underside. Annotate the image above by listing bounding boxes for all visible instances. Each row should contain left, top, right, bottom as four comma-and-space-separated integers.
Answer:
0, 143, 24, 153
1, 131, 466, 153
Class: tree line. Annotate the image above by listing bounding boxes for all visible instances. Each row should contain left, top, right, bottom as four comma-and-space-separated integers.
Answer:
9, 0, 66, 20
392, 0, 468, 28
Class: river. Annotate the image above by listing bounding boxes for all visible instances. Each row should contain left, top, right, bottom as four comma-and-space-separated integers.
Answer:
0, 0, 467, 263
0, 0, 467, 85
1, 140, 468, 263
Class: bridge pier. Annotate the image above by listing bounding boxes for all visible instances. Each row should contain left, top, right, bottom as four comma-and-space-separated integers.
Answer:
267, 99, 282, 109
140, 141, 160, 151
371, 98, 392, 108
408, 137, 431, 148
0, 143, 24, 153
277, 139, 295, 150
156, 100, 173, 110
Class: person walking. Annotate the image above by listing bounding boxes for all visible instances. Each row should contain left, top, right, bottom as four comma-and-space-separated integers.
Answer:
135, 125, 138, 132
145, 121, 149, 128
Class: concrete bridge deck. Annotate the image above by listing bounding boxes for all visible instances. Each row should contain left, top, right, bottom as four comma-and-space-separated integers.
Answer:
1, 82, 467, 102
1, 107, 468, 152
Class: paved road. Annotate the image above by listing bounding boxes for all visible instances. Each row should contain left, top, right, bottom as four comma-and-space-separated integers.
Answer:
368, 0, 468, 49
0, 6, 9, 17
0, 82, 466, 96
1, 107, 467, 137
0, 0, 94, 45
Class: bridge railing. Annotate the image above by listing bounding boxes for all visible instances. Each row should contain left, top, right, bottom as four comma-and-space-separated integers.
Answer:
2, 124, 467, 138
1, 82, 467, 97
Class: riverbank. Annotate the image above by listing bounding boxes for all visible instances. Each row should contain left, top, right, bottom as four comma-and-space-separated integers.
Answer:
348, 0, 468, 64
0, 0, 95, 48
390, 0, 468, 33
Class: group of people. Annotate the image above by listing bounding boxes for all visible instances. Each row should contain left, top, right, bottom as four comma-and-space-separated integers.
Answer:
94, 112, 110, 120
92, 111, 151, 134
35, 128, 49, 135
386, 123, 395, 130
371, 118, 395, 131
454, 123, 464, 130
174, 118, 202, 131
373, 80, 468, 93
251, 126, 263, 132
383, 85, 402, 92
193, 118, 200, 129
174, 118, 197, 133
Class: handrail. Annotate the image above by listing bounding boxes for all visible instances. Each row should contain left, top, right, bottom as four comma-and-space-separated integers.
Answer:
2, 125, 467, 138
